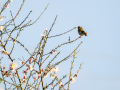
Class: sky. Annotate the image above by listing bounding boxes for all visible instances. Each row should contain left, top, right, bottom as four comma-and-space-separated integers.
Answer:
0, 0, 120, 90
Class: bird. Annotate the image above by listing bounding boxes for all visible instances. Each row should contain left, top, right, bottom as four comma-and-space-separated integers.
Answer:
78, 26, 88, 36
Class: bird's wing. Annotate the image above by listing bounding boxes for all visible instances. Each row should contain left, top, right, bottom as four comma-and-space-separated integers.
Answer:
80, 27, 84, 31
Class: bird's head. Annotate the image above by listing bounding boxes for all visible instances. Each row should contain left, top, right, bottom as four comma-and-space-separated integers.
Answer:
78, 26, 81, 29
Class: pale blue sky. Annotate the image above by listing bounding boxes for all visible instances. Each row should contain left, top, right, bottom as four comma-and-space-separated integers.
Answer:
0, 0, 120, 90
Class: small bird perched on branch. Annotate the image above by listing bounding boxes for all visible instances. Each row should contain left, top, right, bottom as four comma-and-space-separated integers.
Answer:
78, 26, 88, 36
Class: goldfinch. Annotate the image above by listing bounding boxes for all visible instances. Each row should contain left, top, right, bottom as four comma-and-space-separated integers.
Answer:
78, 26, 88, 36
